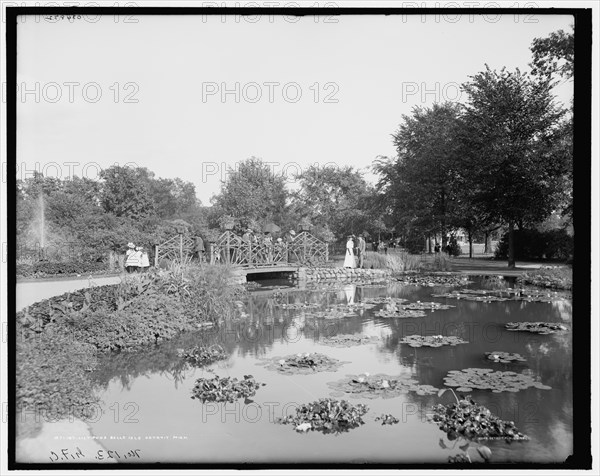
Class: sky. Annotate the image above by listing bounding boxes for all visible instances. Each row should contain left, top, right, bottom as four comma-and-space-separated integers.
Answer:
15, 10, 574, 204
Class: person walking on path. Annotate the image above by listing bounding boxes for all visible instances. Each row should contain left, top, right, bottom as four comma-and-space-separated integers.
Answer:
357, 234, 366, 269
125, 242, 138, 273
343, 235, 356, 269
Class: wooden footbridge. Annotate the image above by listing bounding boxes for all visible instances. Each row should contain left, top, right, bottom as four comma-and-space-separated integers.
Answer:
155, 230, 329, 278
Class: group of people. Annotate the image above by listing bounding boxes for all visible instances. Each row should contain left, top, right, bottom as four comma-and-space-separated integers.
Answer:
125, 242, 150, 273
343, 234, 367, 269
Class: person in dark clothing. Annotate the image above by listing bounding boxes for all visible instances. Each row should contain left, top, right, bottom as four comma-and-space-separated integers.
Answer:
194, 235, 205, 262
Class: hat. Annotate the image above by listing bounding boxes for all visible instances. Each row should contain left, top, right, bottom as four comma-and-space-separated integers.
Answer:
127, 242, 134, 248
290, 230, 296, 235
135, 246, 141, 251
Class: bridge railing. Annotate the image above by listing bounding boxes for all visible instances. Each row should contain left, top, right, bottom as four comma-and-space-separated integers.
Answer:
209, 231, 328, 267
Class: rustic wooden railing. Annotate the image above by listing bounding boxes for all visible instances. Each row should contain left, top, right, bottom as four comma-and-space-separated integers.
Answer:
155, 233, 195, 265
209, 231, 328, 267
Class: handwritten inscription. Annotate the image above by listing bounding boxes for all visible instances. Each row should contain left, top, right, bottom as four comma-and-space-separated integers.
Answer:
43, 15, 85, 22
49, 447, 141, 462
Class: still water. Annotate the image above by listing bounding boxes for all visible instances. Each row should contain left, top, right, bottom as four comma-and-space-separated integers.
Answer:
89, 277, 572, 464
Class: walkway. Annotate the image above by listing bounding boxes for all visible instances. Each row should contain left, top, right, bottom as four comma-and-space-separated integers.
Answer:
16, 274, 123, 311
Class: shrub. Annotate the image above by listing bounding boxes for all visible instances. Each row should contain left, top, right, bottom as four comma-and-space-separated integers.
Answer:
446, 237, 462, 257
16, 261, 109, 278
63, 293, 193, 352
363, 251, 422, 271
17, 331, 99, 421
16, 261, 243, 431
495, 228, 573, 261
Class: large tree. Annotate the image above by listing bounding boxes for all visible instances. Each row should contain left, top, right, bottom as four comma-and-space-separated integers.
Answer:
375, 103, 464, 250
210, 157, 288, 228
99, 165, 156, 220
460, 66, 568, 267
292, 164, 381, 241
530, 27, 574, 82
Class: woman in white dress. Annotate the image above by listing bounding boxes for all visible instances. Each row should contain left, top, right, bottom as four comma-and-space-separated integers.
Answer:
343, 236, 356, 268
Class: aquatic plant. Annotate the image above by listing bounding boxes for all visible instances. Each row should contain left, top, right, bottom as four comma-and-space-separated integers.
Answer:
327, 373, 439, 399
517, 267, 572, 290
275, 398, 369, 434
258, 352, 349, 375
431, 394, 529, 442
375, 414, 400, 425
178, 345, 228, 367
395, 274, 472, 287
402, 301, 455, 311
443, 368, 551, 393
320, 334, 381, 347
432, 287, 570, 304
505, 322, 569, 334
191, 375, 265, 403
375, 300, 426, 318
400, 335, 468, 348
362, 297, 408, 305
278, 302, 322, 310
485, 351, 527, 363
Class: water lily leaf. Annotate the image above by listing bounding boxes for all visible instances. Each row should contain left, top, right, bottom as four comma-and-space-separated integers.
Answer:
438, 389, 448, 398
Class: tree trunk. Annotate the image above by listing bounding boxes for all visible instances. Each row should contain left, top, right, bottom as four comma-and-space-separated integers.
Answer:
428, 235, 432, 254
468, 229, 473, 259
484, 231, 489, 253
508, 221, 515, 268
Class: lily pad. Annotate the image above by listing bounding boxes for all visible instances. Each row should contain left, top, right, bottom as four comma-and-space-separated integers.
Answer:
505, 322, 569, 334
275, 398, 368, 434
258, 352, 349, 375
443, 368, 551, 393
430, 397, 529, 442
320, 334, 381, 348
178, 345, 228, 367
402, 301, 455, 311
401, 335, 468, 348
395, 274, 472, 287
278, 302, 321, 310
485, 351, 527, 363
191, 375, 265, 403
375, 413, 400, 425
362, 297, 409, 305
327, 373, 439, 399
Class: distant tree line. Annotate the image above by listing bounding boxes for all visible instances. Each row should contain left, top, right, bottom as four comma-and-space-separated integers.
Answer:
16, 28, 574, 267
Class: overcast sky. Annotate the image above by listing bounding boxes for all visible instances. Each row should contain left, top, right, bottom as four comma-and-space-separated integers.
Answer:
16, 11, 573, 204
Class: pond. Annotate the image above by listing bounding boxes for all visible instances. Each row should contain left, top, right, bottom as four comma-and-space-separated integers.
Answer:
88, 276, 572, 464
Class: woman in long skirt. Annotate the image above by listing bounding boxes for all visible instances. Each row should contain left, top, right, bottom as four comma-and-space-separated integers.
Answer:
343, 236, 356, 268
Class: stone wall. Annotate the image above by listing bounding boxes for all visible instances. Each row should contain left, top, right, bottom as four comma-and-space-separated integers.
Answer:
297, 267, 391, 282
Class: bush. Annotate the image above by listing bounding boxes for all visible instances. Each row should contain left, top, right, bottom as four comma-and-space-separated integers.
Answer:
403, 233, 426, 254
63, 293, 192, 352
16, 263, 243, 423
17, 332, 99, 421
363, 251, 422, 272
495, 228, 573, 261
446, 237, 462, 257
16, 261, 109, 278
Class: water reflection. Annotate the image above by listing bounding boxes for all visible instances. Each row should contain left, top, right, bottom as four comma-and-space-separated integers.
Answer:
91, 277, 572, 464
